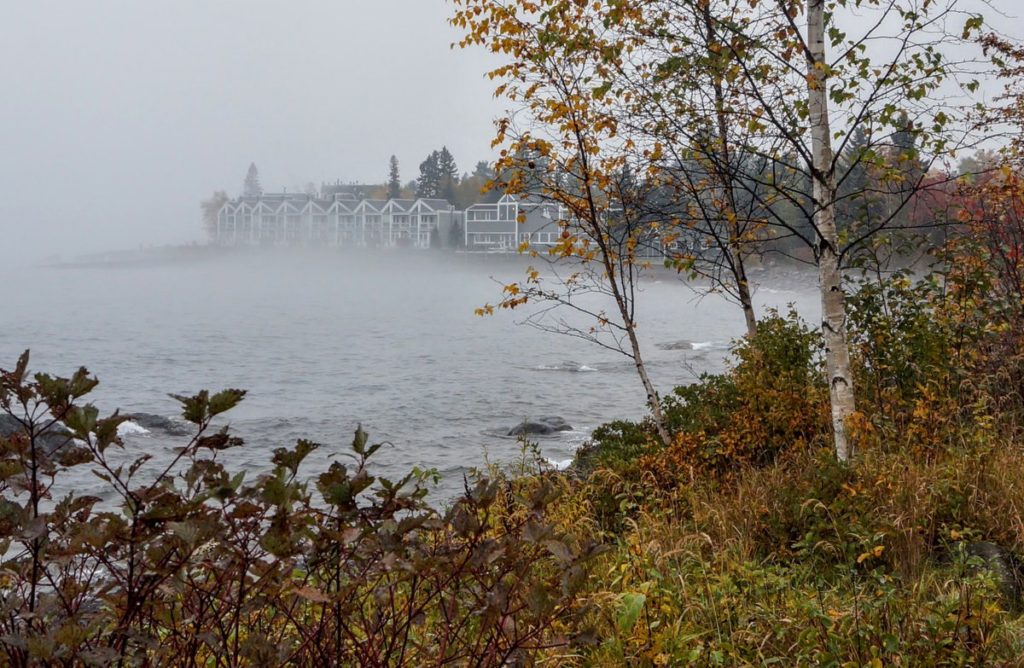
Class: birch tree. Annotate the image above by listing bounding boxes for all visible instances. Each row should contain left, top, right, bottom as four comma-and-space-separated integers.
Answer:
453, 1, 675, 446
805, 0, 857, 460
453, 0, 992, 460
613, 0, 777, 338
639, 0, 991, 460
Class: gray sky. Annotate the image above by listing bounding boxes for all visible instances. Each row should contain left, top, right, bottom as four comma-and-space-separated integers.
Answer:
1, 1, 503, 259
1, 0, 1018, 261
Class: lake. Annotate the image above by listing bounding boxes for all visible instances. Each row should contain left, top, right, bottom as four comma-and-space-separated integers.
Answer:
1, 250, 819, 498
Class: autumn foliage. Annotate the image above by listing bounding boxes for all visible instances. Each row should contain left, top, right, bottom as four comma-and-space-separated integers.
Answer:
0, 356, 603, 666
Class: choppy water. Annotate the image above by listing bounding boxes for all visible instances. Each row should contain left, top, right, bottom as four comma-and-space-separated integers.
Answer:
1, 250, 818, 498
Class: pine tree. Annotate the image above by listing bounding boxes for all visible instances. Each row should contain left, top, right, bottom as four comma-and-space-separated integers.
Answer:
243, 163, 262, 198
448, 219, 465, 249
417, 151, 441, 198
837, 126, 876, 232
437, 147, 459, 203
200, 190, 229, 239
387, 155, 402, 199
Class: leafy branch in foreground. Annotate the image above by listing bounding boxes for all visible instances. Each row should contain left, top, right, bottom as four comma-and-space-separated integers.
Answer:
0, 352, 601, 667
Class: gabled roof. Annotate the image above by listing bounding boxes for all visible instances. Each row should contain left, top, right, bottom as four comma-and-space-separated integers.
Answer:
381, 198, 416, 213
329, 199, 356, 213
412, 198, 452, 212
465, 201, 499, 211
355, 199, 387, 213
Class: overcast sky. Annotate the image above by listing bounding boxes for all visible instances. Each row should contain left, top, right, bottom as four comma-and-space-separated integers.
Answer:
1, 1, 503, 259
1, 0, 1019, 261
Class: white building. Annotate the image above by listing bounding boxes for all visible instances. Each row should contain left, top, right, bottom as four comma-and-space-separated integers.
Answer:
215, 193, 460, 249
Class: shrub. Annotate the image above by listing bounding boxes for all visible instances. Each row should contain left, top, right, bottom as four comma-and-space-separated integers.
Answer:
553, 442, 1024, 666
641, 309, 830, 485
579, 309, 829, 489
0, 351, 603, 667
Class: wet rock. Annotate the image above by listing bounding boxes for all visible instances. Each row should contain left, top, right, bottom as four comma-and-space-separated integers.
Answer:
506, 416, 572, 437
0, 413, 74, 456
126, 413, 193, 437
655, 340, 693, 351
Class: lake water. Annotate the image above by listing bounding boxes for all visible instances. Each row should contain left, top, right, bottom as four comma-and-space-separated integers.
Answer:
1, 250, 818, 498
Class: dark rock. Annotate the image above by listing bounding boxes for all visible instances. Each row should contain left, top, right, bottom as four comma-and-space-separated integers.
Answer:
966, 541, 1024, 612
655, 340, 693, 351
506, 416, 573, 437
126, 413, 193, 436
0, 413, 75, 456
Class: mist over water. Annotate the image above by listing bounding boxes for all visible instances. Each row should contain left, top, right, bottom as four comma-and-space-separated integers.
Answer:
1, 252, 818, 497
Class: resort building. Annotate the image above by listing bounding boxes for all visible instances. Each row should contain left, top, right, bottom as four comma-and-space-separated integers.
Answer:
213, 188, 683, 257
215, 193, 461, 249
463, 195, 566, 251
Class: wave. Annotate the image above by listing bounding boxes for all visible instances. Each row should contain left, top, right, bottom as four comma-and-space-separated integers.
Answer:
533, 361, 598, 372
656, 339, 718, 351
117, 421, 151, 436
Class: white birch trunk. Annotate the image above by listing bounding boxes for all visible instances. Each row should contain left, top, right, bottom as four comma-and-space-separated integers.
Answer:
806, 0, 857, 461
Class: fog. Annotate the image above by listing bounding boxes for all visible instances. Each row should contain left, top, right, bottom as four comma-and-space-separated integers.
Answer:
0, 1, 502, 262
0, 250, 820, 495
3, 1, 1019, 265
0, 0, 1019, 497
3, 1, 1020, 263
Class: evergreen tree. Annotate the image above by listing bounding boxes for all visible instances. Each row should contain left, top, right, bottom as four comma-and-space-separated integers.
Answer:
890, 112, 920, 163
448, 219, 465, 249
200, 190, 229, 240
837, 126, 877, 233
417, 151, 441, 198
438, 147, 459, 202
886, 112, 926, 233
387, 155, 402, 199
243, 163, 262, 198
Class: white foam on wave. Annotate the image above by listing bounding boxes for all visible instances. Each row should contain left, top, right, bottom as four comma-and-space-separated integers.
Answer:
545, 458, 574, 471
117, 421, 150, 436
690, 341, 714, 351
534, 363, 598, 372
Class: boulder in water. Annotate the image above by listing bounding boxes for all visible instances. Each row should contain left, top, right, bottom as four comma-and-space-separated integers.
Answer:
0, 414, 75, 456
126, 413, 193, 437
506, 416, 573, 437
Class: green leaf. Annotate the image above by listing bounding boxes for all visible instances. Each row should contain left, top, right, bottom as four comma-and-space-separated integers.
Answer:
617, 592, 646, 634
64, 404, 99, 439
962, 15, 983, 39
208, 388, 246, 417
171, 390, 208, 425
272, 439, 319, 475
352, 425, 368, 455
